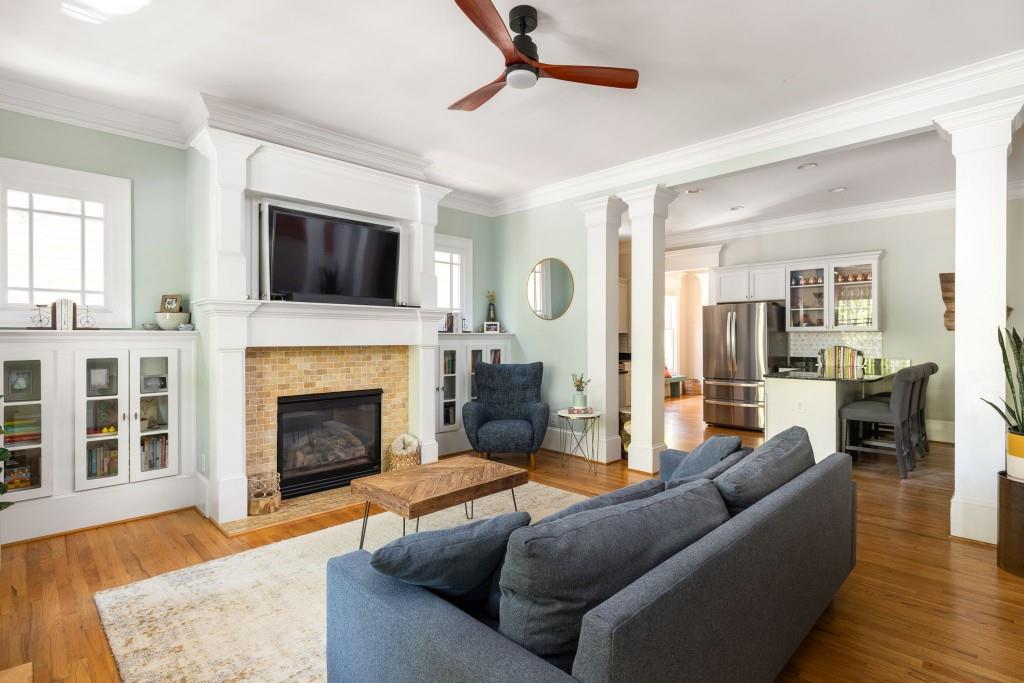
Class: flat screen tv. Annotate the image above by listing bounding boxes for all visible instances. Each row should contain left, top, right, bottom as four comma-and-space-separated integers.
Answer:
268, 206, 400, 306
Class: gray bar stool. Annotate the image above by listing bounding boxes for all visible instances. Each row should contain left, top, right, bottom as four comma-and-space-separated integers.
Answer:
867, 362, 937, 457
840, 366, 921, 479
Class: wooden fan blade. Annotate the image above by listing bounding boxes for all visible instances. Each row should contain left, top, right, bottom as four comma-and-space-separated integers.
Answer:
455, 0, 517, 64
448, 75, 507, 111
538, 64, 639, 89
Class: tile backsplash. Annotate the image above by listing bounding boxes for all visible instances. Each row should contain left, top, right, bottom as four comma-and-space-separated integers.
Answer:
789, 331, 883, 359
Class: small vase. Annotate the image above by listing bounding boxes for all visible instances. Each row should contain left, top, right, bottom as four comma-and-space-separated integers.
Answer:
487, 302, 497, 323
1008, 431, 1024, 482
573, 391, 588, 409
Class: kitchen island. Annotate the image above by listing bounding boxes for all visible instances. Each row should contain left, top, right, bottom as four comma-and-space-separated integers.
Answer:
765, 369, 894, 461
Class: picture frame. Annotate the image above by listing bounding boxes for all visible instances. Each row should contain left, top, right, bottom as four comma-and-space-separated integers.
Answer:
6, 369, 36, 402
142, 375, 168, 393
484, 322, 501, 333
89, 367, 112, 394
160, 294, 183, 313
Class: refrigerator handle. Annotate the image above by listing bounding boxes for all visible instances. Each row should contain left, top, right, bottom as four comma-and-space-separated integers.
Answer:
728, 311, 737, 374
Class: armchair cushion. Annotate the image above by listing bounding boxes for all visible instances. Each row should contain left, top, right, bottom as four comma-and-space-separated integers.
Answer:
478, 419, 535, 453
370, 511, 531, 601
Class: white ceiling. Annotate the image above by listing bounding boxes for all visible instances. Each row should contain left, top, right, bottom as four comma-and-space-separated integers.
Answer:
2, 1, 1024, 201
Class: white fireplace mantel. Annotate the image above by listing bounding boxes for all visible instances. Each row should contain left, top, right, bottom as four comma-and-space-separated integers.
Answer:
189, 116, 452, 525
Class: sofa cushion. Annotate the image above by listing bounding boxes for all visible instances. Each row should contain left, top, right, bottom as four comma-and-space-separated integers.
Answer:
714, 426, 814, 514
370, 511, 530, 600
666, 447, 752, 489
477, 419, 534, 452
499, 479, 729, 668
538, 479, 666, 524
670, 435, 743, 479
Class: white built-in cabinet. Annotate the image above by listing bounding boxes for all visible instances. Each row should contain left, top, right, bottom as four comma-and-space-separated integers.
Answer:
436, 333, 513, 454
714, 265, 786, 303
0, 331, 196, 545
74, 348, 180, 491
712, 251, 881, 332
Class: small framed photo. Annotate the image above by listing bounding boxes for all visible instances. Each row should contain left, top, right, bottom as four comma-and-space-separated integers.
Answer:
142, 375, 168, 393
483, 322, 501, 333
7, 369, 36, 402
160, 294, 183, 313
89, 367, 111, 394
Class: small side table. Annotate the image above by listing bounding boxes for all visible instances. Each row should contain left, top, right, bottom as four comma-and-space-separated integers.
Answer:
557, 409, 602, 473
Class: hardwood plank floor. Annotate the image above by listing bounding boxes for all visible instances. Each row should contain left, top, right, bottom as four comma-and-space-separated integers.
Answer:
2, 395, 1023, 682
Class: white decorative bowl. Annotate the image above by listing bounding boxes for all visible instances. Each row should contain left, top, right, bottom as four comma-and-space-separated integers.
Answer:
155, 312, 190, 330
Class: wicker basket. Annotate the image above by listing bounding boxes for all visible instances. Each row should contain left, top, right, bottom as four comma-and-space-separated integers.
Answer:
684, 378, 702, 396
385, 434, 422, 471
247, 472, 281, 516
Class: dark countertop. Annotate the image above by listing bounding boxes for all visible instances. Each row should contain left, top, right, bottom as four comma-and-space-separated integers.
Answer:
765, 369, 894, 383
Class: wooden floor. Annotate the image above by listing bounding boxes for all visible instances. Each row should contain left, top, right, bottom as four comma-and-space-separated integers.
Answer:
2, 396, 1023, 682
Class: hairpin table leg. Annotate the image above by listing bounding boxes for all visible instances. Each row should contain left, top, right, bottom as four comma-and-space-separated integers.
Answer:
358, 501, 370, 549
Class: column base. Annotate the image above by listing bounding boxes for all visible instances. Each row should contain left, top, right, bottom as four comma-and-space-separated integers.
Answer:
950, 495, 997, 544
420, 438, 439, 464
209, 473, 249, 524
627, 442, 667, 475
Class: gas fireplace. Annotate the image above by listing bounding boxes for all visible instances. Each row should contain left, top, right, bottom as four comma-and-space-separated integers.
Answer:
276, 388, 382, 498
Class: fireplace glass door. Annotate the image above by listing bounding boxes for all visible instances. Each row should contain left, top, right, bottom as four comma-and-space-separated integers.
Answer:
277, 389, 382, 498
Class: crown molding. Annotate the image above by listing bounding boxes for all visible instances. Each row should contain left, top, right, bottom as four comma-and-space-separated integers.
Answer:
440, 190, 502, 217
492, 49, 1024, 216
188, 93, 432, 180
663, 180, 1024, 248
0, 77, 188, 148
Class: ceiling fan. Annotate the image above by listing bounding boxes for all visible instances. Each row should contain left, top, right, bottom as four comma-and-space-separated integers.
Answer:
449, 0, 640, 111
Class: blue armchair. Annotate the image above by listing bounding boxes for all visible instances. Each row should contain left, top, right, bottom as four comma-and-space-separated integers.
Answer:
463, 362, 549, 469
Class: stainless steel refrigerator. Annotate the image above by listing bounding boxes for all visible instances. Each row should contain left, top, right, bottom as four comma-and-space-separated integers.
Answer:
702, 301, 788, 430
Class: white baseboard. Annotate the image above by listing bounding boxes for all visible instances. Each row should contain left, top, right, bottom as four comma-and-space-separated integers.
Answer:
926, 419, 954, 444
950, 495, 997, 544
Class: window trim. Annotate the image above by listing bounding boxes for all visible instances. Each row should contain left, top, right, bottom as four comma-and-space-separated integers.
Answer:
434, 233, 474, 329
0, 158, 131, 328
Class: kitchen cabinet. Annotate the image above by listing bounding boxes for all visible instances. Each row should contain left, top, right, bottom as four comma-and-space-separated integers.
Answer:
713, 265, 786, 303
618, 279, 629, 334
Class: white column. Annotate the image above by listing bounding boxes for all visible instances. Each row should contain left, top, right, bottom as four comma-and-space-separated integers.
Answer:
620, 186, 679, 473
578, 196, 627, 463
191, 129, 262, 299
936, 98, 1024, 543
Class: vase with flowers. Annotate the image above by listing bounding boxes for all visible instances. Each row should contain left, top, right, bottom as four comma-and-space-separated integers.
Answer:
571, 373, 591, 409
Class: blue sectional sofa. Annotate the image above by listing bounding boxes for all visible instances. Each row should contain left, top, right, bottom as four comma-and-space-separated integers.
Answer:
326, 428, 856, 682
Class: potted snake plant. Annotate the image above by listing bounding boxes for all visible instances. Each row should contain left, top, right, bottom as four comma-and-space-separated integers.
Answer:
982, 327, 1024, 577
982, 327, 1024, 482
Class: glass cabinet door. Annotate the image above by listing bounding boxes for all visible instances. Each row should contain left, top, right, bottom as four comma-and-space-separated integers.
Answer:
130, 350, 179, 481
786, 265, 827, 331
438, 347, 460, 432
469, 348, 484, 401
76, 351, 130, 490
831, 262, 876, 330
1, 357, 52, 502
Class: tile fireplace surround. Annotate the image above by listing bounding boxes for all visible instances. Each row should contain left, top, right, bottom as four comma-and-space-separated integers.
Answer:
245, 346, 410, 479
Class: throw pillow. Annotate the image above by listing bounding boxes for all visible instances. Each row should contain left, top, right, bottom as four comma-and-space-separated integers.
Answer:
670, 435, 742, 479
370, 511, 530, 600
499, 480, 729, 669
538, 478, 665, 524
666, 447, 752, 489
714, 426, 814, 514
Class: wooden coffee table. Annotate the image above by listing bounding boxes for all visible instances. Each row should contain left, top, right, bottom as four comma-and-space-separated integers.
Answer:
350, 455, 529, 549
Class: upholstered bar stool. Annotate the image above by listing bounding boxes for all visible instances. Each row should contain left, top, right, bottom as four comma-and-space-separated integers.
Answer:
868, 362, 937, 458
840, 366, 919, 479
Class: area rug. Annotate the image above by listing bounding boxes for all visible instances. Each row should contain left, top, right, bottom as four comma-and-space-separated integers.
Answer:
94, 481, 586, 683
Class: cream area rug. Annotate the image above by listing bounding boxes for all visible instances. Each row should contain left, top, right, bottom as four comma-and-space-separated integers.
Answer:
94, 481, 586, 683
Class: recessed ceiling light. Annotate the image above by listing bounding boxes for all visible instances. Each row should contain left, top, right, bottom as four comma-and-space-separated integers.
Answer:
797, 162, 819, 170
685, 187, 703, 194
730, 205, 744, 211
61, 0, 149, 23
828, 186, 848, 193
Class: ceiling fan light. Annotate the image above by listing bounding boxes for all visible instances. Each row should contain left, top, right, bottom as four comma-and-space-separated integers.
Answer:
506, 64, 538, 90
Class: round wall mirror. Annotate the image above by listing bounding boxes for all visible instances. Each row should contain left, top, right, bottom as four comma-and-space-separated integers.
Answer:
527, 258, 574, 320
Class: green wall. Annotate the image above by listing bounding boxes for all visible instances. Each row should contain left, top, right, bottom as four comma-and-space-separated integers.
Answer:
436, 206, 500, 328
0, 109, 189, 326
492, 201, 587, 411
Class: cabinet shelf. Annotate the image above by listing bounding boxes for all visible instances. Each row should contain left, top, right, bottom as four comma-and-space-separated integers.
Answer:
789, 283, 825, 289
